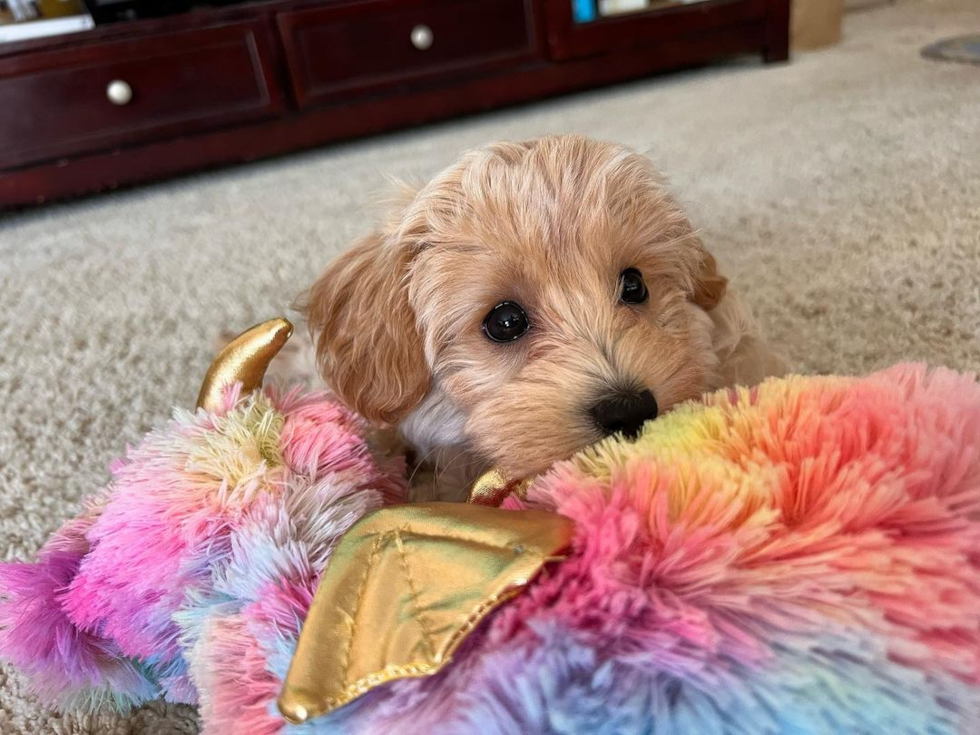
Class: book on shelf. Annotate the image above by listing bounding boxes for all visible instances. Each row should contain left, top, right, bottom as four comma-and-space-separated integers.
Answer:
596, 0, 711, 18
0, 0, 94, 43
573, 0, 598, 23
598, 0, 650, 15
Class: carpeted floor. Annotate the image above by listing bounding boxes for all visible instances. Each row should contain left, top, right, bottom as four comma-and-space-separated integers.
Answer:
1, 0, 978, 731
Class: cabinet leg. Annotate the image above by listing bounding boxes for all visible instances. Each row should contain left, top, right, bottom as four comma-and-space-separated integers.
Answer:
762, 0, 791, 63
763, 44, 790, 63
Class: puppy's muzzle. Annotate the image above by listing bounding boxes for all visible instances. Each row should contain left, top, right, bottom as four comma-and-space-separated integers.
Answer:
591, 389, 659, 439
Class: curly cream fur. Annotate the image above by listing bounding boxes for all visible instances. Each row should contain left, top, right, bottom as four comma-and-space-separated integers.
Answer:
300, 135, 786, 499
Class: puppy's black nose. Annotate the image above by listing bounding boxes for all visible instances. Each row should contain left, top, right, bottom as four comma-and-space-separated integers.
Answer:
591, 390, 659, 439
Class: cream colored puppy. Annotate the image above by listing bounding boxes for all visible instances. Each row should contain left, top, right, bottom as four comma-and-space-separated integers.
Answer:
298, 135, 786, 500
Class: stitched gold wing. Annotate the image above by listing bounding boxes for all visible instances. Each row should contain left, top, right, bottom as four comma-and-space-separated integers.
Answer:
277, 502, 574, 724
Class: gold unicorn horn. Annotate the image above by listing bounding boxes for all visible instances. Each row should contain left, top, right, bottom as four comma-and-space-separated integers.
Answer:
196, 317, 293, 412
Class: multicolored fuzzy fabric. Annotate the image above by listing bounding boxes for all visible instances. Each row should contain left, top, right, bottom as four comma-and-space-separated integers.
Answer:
0, 385, 407, 732
2, 365, 980, 734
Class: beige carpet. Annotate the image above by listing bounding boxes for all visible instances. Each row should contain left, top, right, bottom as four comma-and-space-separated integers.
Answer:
1, 0, 979, 731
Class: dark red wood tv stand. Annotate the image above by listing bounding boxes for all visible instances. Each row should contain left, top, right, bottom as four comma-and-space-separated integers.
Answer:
0, 0, 789, 208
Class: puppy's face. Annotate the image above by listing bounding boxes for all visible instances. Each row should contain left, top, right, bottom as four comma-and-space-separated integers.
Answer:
302, 136, 725, 478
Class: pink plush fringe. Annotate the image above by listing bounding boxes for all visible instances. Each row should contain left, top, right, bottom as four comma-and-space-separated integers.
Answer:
318, 365, 980, 734
0, 386, 406, 717
2, 365, 979, 734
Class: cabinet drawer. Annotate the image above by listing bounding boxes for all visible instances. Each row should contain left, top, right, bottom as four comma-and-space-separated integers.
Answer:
278, 0, 535, 108
0, 22, 283, 169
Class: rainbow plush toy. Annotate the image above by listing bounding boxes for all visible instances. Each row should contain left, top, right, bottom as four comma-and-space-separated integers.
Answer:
1, 319, 979, 734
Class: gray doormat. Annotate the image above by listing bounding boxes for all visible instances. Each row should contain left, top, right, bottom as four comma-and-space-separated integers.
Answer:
922, 35, 980, 65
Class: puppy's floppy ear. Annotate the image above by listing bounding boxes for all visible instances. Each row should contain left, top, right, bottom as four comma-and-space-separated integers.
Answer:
298, 232, 430, 426
692, 250, 728, 310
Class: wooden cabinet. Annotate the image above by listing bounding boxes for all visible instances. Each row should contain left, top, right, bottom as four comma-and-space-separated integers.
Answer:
0, 21, 282, 168
0, 0, 790, 208
278, 0, 535, 107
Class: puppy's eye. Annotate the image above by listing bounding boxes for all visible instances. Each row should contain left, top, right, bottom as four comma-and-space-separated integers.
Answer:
620, 268, 649, 305
483, 301, 529, 342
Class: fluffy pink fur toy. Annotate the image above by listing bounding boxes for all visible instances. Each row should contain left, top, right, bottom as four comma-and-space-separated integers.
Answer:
1, 362, 979, 734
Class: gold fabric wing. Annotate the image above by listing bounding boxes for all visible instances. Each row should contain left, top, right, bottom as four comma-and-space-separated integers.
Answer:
278, 502, 574, 724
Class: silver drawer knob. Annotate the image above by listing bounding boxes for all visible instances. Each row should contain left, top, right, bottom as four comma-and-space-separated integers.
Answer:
106, 80, 133, 106
410, 24, 433, 51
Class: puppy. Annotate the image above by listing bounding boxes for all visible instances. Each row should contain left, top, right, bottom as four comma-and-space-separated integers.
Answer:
298, 135, 786, 501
